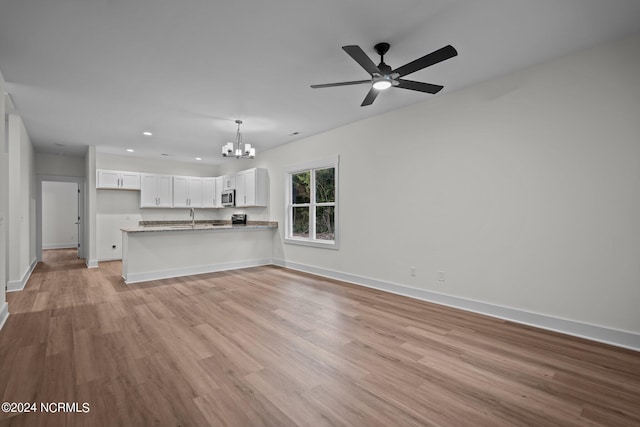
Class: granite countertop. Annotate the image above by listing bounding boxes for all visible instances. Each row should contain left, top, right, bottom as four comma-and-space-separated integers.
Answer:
122, 220, 278, 233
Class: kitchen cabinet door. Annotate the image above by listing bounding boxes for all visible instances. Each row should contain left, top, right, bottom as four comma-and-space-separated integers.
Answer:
96, 170, 120, 189
188, 177, 204, 207
203, 178, 216, 208
141, 174, 173, 207
174, 176, 203, 207
215, 176, 224, 208
244, 169, 257, 206
235, 171, 247, 207
223, 175, 235, 190
156, 175, 173, 207
140, 174, 159, 207
234, 168, 267, 207
97, 170, 140, 190
173, 176, 189, 208
120, 172, 141, 190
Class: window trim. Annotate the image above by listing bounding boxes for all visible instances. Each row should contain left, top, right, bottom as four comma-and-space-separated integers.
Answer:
284, 156, 339, 249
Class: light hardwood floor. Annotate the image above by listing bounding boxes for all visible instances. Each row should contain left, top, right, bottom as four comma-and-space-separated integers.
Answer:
1, 249, 639, 426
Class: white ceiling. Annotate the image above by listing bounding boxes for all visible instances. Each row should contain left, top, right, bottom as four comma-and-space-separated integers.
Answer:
1, 0, 640, 164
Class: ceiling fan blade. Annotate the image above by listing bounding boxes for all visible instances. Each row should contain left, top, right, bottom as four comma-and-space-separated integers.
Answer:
342, 45, 381, 76
360, 87, 379, 106
311, 80, 371, 89
394, 45, 458, 77
396, 79, 444, 94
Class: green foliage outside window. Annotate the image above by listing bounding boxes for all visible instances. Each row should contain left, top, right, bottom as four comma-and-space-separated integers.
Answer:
290, 166, 336, 241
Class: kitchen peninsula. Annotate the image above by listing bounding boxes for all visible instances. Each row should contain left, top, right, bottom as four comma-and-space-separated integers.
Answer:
121, 220, 277, 284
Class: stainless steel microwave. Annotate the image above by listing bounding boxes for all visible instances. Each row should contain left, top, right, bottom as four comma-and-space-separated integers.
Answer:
221, 189, 235, 207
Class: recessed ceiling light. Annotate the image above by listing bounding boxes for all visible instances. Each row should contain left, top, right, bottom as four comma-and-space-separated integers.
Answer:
126, 149, 134, 152
143, 131, 152, 136
195, 157, 202, 161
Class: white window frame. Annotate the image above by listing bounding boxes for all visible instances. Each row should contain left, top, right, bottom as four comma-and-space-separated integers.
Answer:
284, 156, 339, 249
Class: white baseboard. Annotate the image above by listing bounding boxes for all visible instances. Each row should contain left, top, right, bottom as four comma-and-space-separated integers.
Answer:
273, 259, 640, 352
123, 258, 273, 284
43, 243, 77, 250
0, 302, 8, 331
7, 258, 37, 292
98, 257, 121, 262
86, 259, 99, 268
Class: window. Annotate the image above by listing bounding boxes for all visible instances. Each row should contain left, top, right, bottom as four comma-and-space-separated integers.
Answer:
285, 157, 339, 249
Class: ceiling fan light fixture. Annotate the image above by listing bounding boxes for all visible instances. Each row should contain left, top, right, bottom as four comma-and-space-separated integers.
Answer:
372, 76, 392, 90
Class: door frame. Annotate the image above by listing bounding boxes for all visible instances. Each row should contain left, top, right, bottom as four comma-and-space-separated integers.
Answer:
36, 175, 86, 262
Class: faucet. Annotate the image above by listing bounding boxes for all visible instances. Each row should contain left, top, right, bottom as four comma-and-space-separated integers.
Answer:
189, 208, 195, 227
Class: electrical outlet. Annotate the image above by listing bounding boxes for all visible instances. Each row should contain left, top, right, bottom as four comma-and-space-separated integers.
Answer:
438, 271, 446, 282
410, 266, 416, 277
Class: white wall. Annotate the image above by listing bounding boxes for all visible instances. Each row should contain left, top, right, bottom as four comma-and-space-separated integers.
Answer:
42, 181, 78, 249
35, 152, 85, 177
7, 114, 36, 291
95, 153, 221, 261
0, 71, 9, 327
97, 152, 218, 176
222, 33, 640, 340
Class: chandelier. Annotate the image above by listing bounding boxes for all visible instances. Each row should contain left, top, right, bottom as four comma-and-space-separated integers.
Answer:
221, 120, 255, 159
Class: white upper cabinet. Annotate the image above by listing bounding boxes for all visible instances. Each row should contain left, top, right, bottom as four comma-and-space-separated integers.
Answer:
235, 168, 268, 207
140, 174, 173, 208
223, 175, 236, 190
188, 177, 204, 207
203, 177, 224, 208
173, 176, 204, 208
215, 176, 224, 208
99, 168, 259, 209
97, 169, 141, 190
203, 178, 216, 208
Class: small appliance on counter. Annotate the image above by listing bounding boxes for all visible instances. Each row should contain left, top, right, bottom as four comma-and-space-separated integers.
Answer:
231, 214, 247, 225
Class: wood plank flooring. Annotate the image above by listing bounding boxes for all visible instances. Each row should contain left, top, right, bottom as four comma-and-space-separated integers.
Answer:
1, 248, 639, 426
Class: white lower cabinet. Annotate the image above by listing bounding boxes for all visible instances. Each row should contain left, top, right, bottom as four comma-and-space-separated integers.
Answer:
140, 174, 173, 207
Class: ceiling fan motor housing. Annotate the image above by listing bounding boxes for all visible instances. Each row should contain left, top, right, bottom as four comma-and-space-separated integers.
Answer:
374, 42, 390, 56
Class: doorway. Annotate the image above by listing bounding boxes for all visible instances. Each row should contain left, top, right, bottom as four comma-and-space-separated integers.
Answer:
36, 175, 85, 263
42, 181, 79, 253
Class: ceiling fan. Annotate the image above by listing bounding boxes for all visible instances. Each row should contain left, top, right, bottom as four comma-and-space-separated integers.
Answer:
311, 42, 458, 106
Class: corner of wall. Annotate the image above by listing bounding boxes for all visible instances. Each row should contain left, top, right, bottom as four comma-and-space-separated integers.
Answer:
0, 70, 7, 320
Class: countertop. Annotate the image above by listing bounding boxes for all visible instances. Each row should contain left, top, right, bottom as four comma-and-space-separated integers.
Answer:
121, 220, 278, 233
